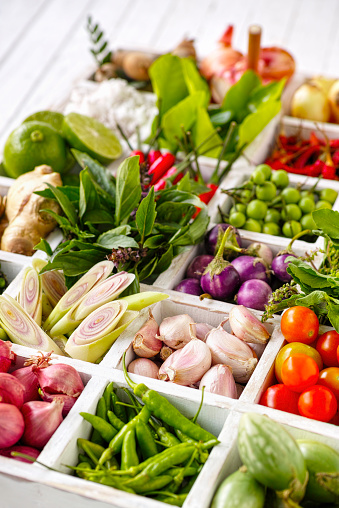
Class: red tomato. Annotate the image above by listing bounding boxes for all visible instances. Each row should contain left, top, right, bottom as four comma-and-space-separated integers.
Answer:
329, 411, 339, 426
338, 345, 339, 364
318, 368, 339, 400
281, 354, 319, 392
316, 331, 339, 367
259, 384, 299, 414
298, 385, 337, 422
281, 307, 319, 344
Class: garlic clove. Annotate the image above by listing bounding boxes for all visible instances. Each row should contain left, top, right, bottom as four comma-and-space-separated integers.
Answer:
199, 364, 237, 399
157, 314, 197, 349
127, 358, 159, 379
132, 312, 162, 358
159, 337, 211, 386
160, 345, 174, 361
229, 305, 270, 344
205, 324, 257, 383
195, 323, 213, 342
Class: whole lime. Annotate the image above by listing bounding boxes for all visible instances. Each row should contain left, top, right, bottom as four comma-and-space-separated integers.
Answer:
3, 121, 67, 177
23, 111, 64, 136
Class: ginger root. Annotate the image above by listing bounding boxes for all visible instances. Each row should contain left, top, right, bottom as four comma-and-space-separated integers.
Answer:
1, 165, 62, 256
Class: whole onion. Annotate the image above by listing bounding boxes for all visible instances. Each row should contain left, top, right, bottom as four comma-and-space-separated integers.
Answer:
205, 224, 241, 255
174, 278, 202, 296
39, 390, 77, 417
0, 404, 24, 448
186, 255, 214, 280
291, 82, 330, 122
231, 256, 269, 284
329, 79, 339, 122
0, 373, 25, 408
272, 253, 297, 282
22, 399, 64, 450
237, 280, 272, 311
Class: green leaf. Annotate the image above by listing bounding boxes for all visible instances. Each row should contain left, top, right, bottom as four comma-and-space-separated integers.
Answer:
35, 186, 80, 204
115, 156, 141, 225
40, 208, 75, 232
171, 206, 209, 246
44, 183, 78, 227
180, 58, 210, 106
83, 209, 114, 225
191, 107, 222, 158
162, 92, 205, 145
34, 238, 53, 257
312, 209, 339, 239
221, 70, 261, 116
41, 250, 105, 276
157, 201, 194, 224
327, 300, 339, 332
154, 245, 173, 274
247, 79, 285, 112
72, 149, 115, 199
79, 168, 100, 219
136, 187, 157, 243
143, 235, 166, 249
138, 256, 158, 281
176, 173, 191, 192
96, 234, 139, 250
210, 110, 233, 126
238, 100, 281, 148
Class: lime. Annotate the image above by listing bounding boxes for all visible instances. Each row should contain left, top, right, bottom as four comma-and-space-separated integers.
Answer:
3, 121, 67, 178
62, 112, 122, 164
23, 111, 64, 136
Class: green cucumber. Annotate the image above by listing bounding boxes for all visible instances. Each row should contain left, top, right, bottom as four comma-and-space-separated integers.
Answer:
238, 413, 308, 503
297, 440, 339, 504
211, 469, 265, 508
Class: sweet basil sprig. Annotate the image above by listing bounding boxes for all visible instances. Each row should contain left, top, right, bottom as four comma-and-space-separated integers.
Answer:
35, 150, 209, 289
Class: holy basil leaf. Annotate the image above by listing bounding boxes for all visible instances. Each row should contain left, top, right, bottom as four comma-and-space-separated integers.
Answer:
156, 202, 195, 224
176, 173, 191, 192
138, 256, 158, 281
34, 238, 53, 257
221, 70, 261, 115
247, 79, 285, 113
83, 209, 114, 225
136, 186, 157, 243
72, 149, 116, 199
191, 107, 222, 158
162, 92, 204, 145
115, 156, 141, 225
99, 225, 131, 237
327, 300, 339, 332
171, 206, 209, 246
312, 209, 339, 239
44, 183, 78, 227
40, 208, 75, 232
181, 58, 210, 106
238, 99, 281, 148
96, 232, 139, 249
295, 290, 330, 308
40, 250, 105, 276
143, 235, 166, 249
35, 186, 80, 204
210, 110, 233, 126
79, 168, 100, 219
154, 245, 173, 274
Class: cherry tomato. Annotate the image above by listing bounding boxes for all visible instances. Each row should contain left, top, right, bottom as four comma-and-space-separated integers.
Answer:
298, 385, 337, 422
318, 368, 339, 400
281, 354, 319, 392
337, 345, 339, 364
281, 307, 319, 344
316, 331, 339, 367
259, 384, 299, 414
275, 342, 323, 383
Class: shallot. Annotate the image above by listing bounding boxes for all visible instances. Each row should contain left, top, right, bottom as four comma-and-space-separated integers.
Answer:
12, 364, 40, 403
39, 390, 77, 417
0, 445, 40, 463
0, 373, 25, 408
0, 404, 24, 448
34, 363, 84, 397
132, 313, 161, 358
0, 339, 15, 373
21, 399, 64, 449
128, 358, 159, 379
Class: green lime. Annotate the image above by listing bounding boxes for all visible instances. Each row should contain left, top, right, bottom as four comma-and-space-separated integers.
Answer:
256, 181, 277, 201
241, 189, 252, 203
229, 203, 247, 215
244, 219, 262, 233
281, 187, 301, 204
246, 199, 267, 220
281, 204, 302, 221
282, 220, 302, 238
251, 167, 266, 185
301, 214, 316, 230
229, 212, 246, 228
315, 200, 332, 210
23, 111, 64, 136
263, 222, 280, 236
3, 121, 67, 178
271, 169, 289, 188
299, 197, 315, 214
265, 208, 281, 224
62, 112, 122, 164
319, 188, 338, 205
255, 164, 272, 180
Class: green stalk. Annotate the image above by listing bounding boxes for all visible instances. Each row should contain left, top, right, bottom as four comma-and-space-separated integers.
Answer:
209, 122, 238, 185
18, 266, 42, 326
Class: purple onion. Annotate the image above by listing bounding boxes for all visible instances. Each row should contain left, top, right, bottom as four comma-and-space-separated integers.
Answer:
186, 255, 214, 280
205, 224, 241, 255
237, 280, 272, 311
271, 253, 297, 282
231, 256, 269, 284
200, 266, 240, 301
174, 278, 202, 296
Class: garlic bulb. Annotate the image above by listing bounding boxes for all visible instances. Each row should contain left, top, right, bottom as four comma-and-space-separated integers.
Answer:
157, 314, 196, 349
132, 313, 162, 358
195, 323, 213, 342
229, 306, 270, 344
199, 364, 237, 399
128, 358, 159, 379
159, 337, 211, 386
205, 323, 257, 383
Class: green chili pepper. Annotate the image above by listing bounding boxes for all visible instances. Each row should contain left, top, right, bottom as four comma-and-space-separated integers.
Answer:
121, 427, 139, 470
153, 421, 180, 448
96, 396, 107, 422
154, 493, 187, 506
97, 475, 136, 494
179, 472, 199, 494
123, 353, 218, 444
111, 392, 127, 423
98, 405, 151, 465
78, 454, 95, 468
136, 420, 158, 460
103, 382, 114, 412
90, 429, 105, 446
126, 474, 173, 494
107, 410, 125, 431
77, 438, 105, 465
175, 429, 209, 463
80, 413, 117, 443
75, 462, 93, 479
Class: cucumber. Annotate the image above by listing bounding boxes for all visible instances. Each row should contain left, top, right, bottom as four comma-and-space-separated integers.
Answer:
238, 413, 308, 502
211, 469, 265, 508
297, 440, 339, 504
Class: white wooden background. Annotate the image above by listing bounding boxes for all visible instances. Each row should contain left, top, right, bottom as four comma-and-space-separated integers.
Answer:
0, 0, 338, 148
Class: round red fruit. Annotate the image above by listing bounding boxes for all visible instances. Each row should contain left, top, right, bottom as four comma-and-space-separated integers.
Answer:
281, 307, 319, 344
259, 384, 299, 414
298, 385, 337, 422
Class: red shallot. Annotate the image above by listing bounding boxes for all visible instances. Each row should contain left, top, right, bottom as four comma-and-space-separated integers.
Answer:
21, 399, 64, 449
34, 363, 84, 397
0, 404, 24, 448
0, 340, 15, 373
39, 390, 77, 417
0, 373, 25, 408
0, 445, 40, 463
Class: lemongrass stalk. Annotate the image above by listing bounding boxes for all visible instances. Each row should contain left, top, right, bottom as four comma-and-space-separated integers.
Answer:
0, 295, 64, 355
42, 294, 53, 323
19, 267, 42, 326
53, 335, 70, 357
43, 260, 113, 332
32, 259, 47, 272
65, 301, 138, 362
48, 272, 135, 338
120, 291, 169, 311
32, 259, 67, 308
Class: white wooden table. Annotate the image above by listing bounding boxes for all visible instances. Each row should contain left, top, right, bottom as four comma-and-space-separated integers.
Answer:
0, 0, 338, 146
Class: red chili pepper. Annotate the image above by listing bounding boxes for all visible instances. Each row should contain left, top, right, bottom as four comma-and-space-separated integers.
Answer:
306, 160, 323, 177
148, 153, 176, 185
147, 150, 162, 166
332, 150, 339, 165
153, 167, 183, 191
199, 183, 218, 204
309, 132, 324, 146
130, 150, 145, 164
330, 139, 339, 149
294, 146, 320, 169
322, 164, 337, 180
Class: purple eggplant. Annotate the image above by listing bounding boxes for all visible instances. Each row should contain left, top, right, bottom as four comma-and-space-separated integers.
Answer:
205, 223, 242, 256
200, 227, 241, 301
231, 255, 269, 284
237, 280, 272, 311
271, 253, 297, 282
174, 278, 202, 296
186, 255, 214, 280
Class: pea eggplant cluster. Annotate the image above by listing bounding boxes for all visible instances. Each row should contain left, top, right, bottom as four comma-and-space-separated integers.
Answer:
73, 362, 219, 505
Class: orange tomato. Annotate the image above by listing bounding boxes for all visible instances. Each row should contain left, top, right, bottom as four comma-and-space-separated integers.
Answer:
275, 342, 323, 383
281, 353, 319, 392
281, 307, 319, 344
318, 367, 339, 400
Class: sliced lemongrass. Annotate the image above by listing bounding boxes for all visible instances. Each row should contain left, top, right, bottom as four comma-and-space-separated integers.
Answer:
53, 336, 70, 357
43, 260, 113, 331
0, 295, 64, 355
48, 272, 134, 337
120, 291, 169, 311
42, 294, 53, 323
32, 259, 67, 309
65, 301, 138, 362
18, 267, 42, 326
